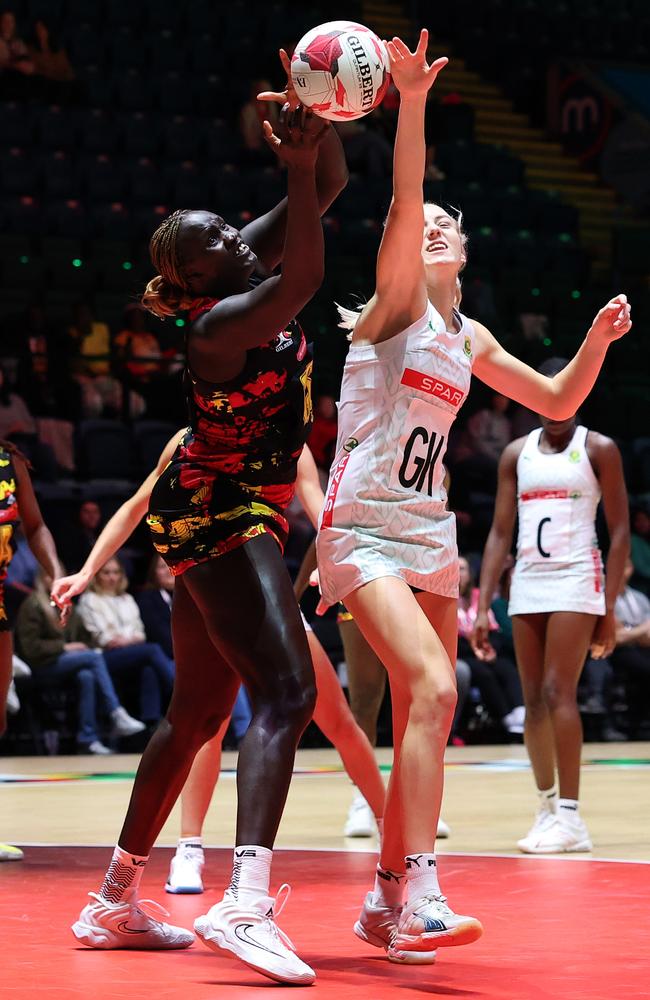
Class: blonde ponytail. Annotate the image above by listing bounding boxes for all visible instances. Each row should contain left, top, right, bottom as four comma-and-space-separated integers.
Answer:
141, 275, 196, 319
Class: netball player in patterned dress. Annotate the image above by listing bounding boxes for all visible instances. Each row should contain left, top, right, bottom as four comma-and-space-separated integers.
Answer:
317, 30, 631, 960
70, 89, 349, 984
0, 440, 61, 860
474, 358, 629, 853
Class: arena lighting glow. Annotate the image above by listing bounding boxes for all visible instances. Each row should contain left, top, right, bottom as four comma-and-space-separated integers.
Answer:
479, 226, 492, 235
531, 288, 541, 296
19, 255, 29, 263
543, 337, 552, 346
122, 261, 132, 270
175, 318, 185, 327
72, 258, 82, 267
571, 289, 581, 299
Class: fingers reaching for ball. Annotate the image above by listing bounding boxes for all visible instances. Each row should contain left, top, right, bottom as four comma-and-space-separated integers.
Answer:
589, 293, 632, 343
257, 48, 302, 110
385, 28, 448, 96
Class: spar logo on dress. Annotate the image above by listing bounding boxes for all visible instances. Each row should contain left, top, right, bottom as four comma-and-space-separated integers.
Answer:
400, 368, 465, 407
274, 330, 293, 352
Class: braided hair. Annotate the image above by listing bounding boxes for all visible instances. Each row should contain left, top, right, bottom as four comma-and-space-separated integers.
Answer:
142, 209, 209, 319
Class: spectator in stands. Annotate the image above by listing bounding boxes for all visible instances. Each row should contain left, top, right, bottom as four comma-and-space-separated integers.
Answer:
467, 392, 513, 465
457, 555, 525, 735
630, 506, 650, 595
114, 305, 163, 382
0, 10, 34, 97
78, 557, 174, 720
14, 304, 83, 423
16, 571, 144, 754
4, 525, 38, 621
60, 500, 102, 575
612, 556, 650, 735
137, 554, 253, 743
239, 78, 280, 165
335, 119, 392, 177
26, 20, 75, 100
0, 363, 36, 439
67, 302, 145, 418
136, 555, 174, 659
308, 393, 337, 471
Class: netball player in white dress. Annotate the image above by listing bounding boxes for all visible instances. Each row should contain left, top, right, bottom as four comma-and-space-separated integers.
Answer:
316, 30, 631, 959
474, 358, 629, 853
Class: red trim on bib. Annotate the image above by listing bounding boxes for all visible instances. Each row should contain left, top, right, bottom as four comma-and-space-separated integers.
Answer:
520, 489, 571, 502
321, 453, 350, 529
591, 548, 603, 594
400, 368, 464, 407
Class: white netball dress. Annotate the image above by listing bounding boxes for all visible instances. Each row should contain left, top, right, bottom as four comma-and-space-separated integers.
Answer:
508, 425, 605, 617
317, 301, 475, 605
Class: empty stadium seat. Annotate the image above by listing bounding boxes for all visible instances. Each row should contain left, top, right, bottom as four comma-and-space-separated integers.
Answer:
76, 419, 137, 480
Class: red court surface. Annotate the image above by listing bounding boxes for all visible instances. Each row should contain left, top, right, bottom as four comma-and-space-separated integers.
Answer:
3, 847, 649, 999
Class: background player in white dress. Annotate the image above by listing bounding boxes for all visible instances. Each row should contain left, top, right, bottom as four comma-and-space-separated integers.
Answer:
474, 358, 629, 853
316, 30, 632, 960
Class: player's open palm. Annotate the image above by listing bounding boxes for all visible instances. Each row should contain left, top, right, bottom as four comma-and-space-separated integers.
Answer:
263, 105, 328, 168
589, 294, 632, 343
386, 29, 448, 97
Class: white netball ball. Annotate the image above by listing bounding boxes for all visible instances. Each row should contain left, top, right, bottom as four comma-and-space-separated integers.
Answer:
291, 21, 390, 121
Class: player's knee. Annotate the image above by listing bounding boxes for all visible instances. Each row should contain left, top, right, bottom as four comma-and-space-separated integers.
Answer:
541, 677, 571, 712
409, 676, 457, 729
270, 677, 317, 732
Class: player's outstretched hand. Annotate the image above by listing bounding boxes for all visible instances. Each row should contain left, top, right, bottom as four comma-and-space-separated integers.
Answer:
263, 104, 328, 168
471, 610, 497, 662
257, 48, 301, 111
588, 294, 632, 344
386, 28, 448, 97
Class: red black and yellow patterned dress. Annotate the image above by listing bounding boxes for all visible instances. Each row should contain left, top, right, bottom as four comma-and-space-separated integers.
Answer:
0, 445, 19, 631
147, 300, 313, 576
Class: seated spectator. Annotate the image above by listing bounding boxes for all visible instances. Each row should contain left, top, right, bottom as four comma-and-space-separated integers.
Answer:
335, 119, 392, 178
26, 20, 75, 101
239, 78, 280, 165
114, 305, 163, 382
136, 554, 252, 743
0, 363, 36, 439
612, 556, 650, 735
136, 555, 174, 659
458, 555, 525, 736
67, 303, 145, 418
16, 571, 144, 754
0, 10, 34, 97
4, 526, 38, 621
59, 501, 102, 575
466, 392, 512, 466
14, 305, 83, 423
78, 557, 174, 721
630, 506, 650, 595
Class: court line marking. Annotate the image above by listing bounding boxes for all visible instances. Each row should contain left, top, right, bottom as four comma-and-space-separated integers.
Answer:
12, 841, 650, 865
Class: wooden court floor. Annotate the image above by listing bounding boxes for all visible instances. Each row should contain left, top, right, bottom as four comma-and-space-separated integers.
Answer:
3, 742, 649, 861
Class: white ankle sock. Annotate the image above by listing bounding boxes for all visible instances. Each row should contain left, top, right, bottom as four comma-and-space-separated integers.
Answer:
404, 853, 441, 904
372, 864, 405, 908
537, 786, 558, 811
99, 844, 148, 904
227, 845, 272, 905
558, 798, 580, 821
178, 836, 203, 852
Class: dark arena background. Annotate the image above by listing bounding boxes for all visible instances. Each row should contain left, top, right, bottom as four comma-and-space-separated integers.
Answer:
2, 1, 650, 998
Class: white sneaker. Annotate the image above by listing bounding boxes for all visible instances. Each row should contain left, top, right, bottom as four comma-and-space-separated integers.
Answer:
194, 885, 315, 985
88, 741, 112, 755
344, 794, 376, 837
165, 846, 204, 894
436, 818, 451, 838
503, 705, 526, 734
518, 814, 593, 854
71, 889, 195, 949
517, 803, 557, 852
111, 706, 146, 738
395, 893, 483, 951
354, 892, 437, 964
0, 843, 24, 861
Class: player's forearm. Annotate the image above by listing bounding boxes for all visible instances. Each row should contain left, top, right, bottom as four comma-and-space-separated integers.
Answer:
393, 94, 427, 202
27, 525, 61, 579
604, 526, 630, 613
315, 126, 349, 206
478, 529, 512, 613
